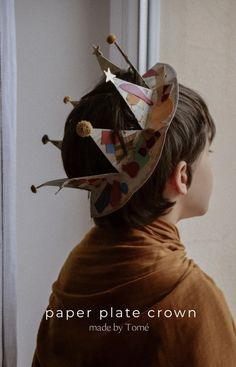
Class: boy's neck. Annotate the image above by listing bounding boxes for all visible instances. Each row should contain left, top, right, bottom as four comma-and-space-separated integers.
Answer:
159, 210, 180, 226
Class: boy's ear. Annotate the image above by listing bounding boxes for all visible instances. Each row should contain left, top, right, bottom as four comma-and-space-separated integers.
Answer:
170, 161, 188, 195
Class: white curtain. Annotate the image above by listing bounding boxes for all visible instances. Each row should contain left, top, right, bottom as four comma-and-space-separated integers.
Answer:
109, 0, 160, 74
138, 0, 160, 73
0, 0, 17, 366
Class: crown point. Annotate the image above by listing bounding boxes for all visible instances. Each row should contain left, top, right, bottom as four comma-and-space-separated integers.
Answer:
42, 134, 49, 144
104, 68, 116, 83
107, 34, 117, 44
76, 120, 93, 137
92, 45, 101, 55
63, 96, 71, 104
31, 185, 37, 193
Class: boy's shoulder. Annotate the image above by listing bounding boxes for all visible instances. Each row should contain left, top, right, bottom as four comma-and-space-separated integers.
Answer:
157, 259, 235, 327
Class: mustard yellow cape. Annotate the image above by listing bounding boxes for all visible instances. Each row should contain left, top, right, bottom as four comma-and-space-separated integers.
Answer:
32, 219, 236, 366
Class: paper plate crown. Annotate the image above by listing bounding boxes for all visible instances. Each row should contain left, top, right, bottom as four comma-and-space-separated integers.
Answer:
31, 34, 179, 218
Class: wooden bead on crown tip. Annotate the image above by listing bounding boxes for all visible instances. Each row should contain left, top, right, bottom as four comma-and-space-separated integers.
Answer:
31, 185, 37, 193
76, 120, 93, 137
42, 134, 49, 144
107, 34, 116, 44
63, 96, 71, 104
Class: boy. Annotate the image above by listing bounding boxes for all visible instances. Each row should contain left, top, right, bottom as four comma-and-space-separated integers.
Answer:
31, 36, 236, 366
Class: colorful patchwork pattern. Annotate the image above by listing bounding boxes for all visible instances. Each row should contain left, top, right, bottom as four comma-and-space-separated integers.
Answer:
35, 62, 179, 219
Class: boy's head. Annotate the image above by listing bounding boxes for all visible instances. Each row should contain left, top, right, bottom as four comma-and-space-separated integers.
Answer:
61, 68, 216, 228
161, 135, 213, 224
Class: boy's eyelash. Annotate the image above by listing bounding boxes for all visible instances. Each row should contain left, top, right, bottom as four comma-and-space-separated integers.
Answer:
208, 149, 214, 153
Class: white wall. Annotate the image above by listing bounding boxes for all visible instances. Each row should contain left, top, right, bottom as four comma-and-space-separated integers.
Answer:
160, 0, 236, 318
15, 1, 110, 365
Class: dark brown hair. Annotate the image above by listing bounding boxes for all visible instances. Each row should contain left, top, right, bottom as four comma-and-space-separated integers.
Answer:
61, 68, 216, 229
